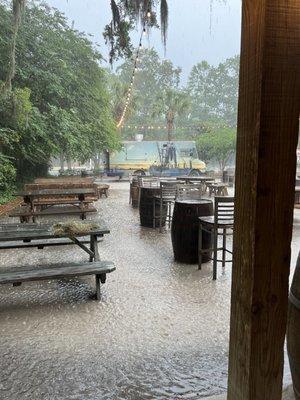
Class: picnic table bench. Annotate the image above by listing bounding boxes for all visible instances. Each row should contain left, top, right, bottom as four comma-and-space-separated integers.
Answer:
0, 221, 114, 300
0, 261, 115, 300
11, 188, 98, 222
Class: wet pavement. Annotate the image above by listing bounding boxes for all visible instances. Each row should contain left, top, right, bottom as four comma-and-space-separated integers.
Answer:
0, 181, 298, 399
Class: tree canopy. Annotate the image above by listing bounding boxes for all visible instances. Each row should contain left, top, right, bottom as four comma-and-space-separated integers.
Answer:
196, 127, 236, 171
104, 0, 169, 64
187, 56, 239, 127
0, 0, 119, 196
113, 49, 239, 143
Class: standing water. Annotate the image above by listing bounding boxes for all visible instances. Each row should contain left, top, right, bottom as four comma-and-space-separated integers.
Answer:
0, 182, 296, 399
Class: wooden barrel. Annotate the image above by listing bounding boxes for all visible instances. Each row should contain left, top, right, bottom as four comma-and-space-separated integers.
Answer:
171, 199, 213, 264
139, 187, 167, 228
287, 253, 300, 400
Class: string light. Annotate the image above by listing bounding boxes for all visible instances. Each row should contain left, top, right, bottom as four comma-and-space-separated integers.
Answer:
116, 1, 152, 129
117, 33, 147, 128
120, 125, 221, 131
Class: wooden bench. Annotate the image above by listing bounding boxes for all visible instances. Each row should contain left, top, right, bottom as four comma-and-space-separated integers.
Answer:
0, 261, 116, 300
0, 237, 103, 250
10, 205, 97, 222
26, 199, 95, 209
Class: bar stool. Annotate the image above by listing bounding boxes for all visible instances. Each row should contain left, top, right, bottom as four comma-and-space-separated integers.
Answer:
198, 196, 234, 279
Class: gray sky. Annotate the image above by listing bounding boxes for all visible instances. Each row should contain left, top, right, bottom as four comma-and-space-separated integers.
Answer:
47, 0, 241, 82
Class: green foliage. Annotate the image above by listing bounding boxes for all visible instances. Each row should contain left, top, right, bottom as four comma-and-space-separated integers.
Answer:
0, 153, 16, 198
0, 0, 119, 199
104, 0, 164, 64
113, 48, 182, 138
196, 127, 236, 171
113, 50, 238, 142
187, 56, 239, 127
152, 88, 190, 141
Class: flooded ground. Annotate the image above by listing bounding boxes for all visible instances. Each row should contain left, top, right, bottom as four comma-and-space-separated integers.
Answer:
0, 181, 297, 399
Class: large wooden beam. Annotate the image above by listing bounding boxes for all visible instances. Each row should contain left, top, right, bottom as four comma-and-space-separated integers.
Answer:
228, 1, 300, 399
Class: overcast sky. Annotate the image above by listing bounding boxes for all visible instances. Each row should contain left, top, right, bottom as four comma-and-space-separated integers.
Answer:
47, 0, 242, 82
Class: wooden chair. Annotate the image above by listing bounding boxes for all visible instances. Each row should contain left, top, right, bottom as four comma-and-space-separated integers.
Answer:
208, 183, 229, 197
176, 184, 204, 201
140, 177, 159, 187
198, 196, 234, 279
153, 181, 177, 232
129, 175, 139, 205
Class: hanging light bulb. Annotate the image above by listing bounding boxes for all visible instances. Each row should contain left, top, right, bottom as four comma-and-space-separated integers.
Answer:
147, 10, 151, 18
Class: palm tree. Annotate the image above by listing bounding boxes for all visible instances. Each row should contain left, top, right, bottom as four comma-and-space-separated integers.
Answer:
152, 88, 190, 141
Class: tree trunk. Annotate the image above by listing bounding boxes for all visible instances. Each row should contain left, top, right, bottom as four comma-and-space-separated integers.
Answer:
166, 114, 174, 142
1, 0, 25, 94
59, 154, 65, 171
66, 158, 72, 170
93, 156, 100, 171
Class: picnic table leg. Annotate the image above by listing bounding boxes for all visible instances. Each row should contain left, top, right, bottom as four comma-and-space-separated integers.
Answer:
89, 235, 95, 262
95, 274, 101, 300
92, 234, 105, 300
79, 193, 86, 220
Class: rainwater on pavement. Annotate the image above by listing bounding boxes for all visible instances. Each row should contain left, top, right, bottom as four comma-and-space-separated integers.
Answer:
0, 181, 297, 399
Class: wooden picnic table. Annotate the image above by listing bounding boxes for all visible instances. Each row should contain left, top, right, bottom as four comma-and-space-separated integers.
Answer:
17, 187, 96, 198
0, 221, 114, 300
0, 220, 108, 255
12, 188, 97, 222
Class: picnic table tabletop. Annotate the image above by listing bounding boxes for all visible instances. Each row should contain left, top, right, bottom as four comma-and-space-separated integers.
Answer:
0, 220, 109, 242
16, 188, 96, 197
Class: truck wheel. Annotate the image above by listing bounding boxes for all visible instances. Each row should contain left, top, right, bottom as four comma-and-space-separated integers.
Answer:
134, 170, 146, 176
189, 169, 201, 176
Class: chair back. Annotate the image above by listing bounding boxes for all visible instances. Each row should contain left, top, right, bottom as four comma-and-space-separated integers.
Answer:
214, 196, 235, 224
159, 181, 178, 200
140, 177, 159, 187
176, 184, 203, 200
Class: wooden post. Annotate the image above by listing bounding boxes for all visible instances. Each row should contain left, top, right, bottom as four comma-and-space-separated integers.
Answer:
228, 1, 300, 399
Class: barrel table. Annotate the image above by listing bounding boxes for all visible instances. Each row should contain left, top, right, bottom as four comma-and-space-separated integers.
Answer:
287, 252, 300, 399
171, 199, 213, 264
139, 187, 167, 228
